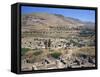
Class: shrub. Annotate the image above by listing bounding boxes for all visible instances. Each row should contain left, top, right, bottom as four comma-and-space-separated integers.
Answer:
21, 48, 30, 56
51, 52, 61, 59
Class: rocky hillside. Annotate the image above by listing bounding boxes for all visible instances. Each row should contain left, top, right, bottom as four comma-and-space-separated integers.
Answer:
21, 13, 95, 38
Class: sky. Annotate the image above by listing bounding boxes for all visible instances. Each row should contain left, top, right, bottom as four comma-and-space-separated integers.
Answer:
21, 6, 95, 22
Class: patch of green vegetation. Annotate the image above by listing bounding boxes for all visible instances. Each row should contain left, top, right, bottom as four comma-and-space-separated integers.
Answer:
21, 48, 31, 56
50, 52, 61, 59
80, 29, 95, 37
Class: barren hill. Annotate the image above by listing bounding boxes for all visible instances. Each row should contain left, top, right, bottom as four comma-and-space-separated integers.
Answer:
21, 13, 95, 38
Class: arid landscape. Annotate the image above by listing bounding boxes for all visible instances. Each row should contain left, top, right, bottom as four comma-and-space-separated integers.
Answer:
21, 13, 95, 71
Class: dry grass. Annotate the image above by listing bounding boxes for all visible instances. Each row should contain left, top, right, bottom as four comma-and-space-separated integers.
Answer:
72, 47, 95, 57
22, 46, 95, 63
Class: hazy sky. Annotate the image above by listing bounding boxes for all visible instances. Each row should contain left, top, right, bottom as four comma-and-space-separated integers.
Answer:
21, 6, 95, 22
